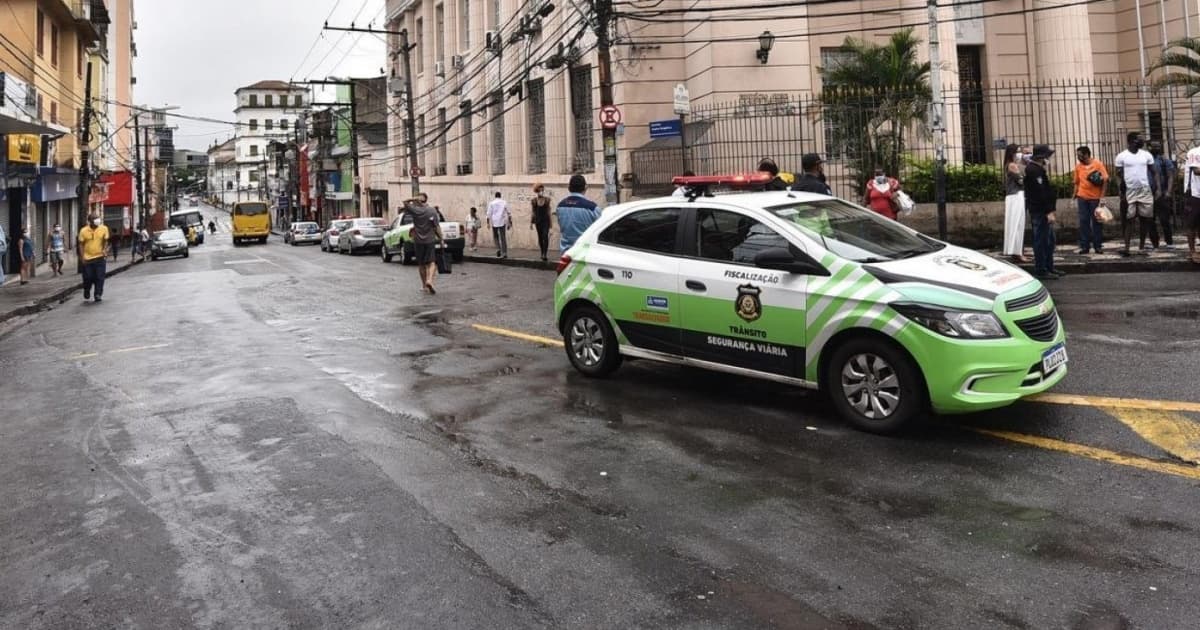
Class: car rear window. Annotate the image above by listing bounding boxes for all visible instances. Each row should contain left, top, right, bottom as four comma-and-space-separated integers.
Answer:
235, 203, 268, 216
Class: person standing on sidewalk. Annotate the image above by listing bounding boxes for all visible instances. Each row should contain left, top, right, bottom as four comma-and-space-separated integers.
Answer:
1149, 141, 1176, 250
1024, 144, 1063, 279
0, 222, 7, 285
1115, 132, 1157, 256
1184, 144, 1200, 263
45, 223, 66, 275
405, 196, 443, 294
556, 174, 602, 253
531, 184, 553, 261
17, 227, 34, 285
466, 207, 481, 252
1073, 146, 1108, 255
487, 191, 510, 258
1002, 144, 1028, 262
78, 214, 110, 302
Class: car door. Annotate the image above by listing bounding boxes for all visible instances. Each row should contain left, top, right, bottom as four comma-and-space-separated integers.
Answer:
677, 206, 810, 378
588, 206, 684, 356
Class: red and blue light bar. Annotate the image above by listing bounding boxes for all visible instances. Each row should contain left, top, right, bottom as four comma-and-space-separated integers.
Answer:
671, 172, 773, 188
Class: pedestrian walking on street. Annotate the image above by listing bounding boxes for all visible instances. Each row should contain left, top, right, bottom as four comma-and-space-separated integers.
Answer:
466, 207, 481, 251
78, 214, 110, 302
531, 184, 553, 261
487, 191, 510, 258
556, 174, 602, 253
110, 227, 121, 262
1073, 146, 1109, 255
45, 223, 66, 275
1002, 144, 1029, 262
1183, 144, 1200, 263
1149, 141, 1176, 249
0, 222, 7, 285
1115, 132, 1157, 256
138, 225, 150, 261
404, 197, 443, 294
17, 227, 34, 285
793, 154, 833, 195
1024, 144, 1063, 279
863, 166, 902, 220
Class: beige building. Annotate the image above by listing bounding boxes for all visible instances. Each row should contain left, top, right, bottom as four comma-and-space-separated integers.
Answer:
382, 0, 1200, 250
102, 0, 136, 171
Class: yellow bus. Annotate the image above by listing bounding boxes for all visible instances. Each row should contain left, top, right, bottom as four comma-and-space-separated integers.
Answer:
232, 201, 270, 244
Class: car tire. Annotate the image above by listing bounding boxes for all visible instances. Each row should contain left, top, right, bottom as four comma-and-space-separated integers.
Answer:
151, 254, 158, 261
320, 242, 326, 251
825, 336, 926, 435
183, 250, 189, 258
382, 246, 393, 263
562, 305, 622, 378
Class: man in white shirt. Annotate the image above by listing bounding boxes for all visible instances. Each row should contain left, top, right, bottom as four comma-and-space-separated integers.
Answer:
1114, 131, 1157, 256
1185, 145, 1200, 263
486, 191, 510, 258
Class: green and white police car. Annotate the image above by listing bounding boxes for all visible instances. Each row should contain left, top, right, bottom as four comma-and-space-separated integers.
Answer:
553, 173, 1067, 433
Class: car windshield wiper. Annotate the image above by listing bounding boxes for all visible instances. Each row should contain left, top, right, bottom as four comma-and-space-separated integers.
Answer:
890, 246, 939, 260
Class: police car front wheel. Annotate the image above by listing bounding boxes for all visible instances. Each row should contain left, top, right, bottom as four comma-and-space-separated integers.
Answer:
826, 338, 925, 434
563, 306, 621, 377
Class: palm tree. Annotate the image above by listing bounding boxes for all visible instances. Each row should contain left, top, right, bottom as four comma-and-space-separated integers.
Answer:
818, 28, 932, 188
1150, 37, 1200, 100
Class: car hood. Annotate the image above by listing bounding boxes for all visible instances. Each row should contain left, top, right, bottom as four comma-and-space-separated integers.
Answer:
864, 244, 1039, 310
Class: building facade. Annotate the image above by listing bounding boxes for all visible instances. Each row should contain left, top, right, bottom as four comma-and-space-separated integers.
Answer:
1, 0, 111, 273
207, 137, 237, 206
232, 80, 307, 202
381, 0, 1200, 250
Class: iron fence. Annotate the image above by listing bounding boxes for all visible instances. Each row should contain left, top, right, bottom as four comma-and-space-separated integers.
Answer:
629, 80, 1200, 201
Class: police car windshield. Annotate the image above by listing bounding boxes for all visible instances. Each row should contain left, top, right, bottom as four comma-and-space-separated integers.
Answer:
767, 199, 943, 262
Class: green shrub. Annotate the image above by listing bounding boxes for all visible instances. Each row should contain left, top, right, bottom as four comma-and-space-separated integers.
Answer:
904, 158, 1121, 203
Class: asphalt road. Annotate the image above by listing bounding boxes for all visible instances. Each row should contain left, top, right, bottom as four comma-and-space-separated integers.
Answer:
1, 202, 1198, 629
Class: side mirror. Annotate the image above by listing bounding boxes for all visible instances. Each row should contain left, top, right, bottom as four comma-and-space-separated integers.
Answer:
753, 247, 830, 276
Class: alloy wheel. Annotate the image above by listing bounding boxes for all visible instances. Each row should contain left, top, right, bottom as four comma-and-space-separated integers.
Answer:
841, 353, 901, 420
569, 315, 605, 367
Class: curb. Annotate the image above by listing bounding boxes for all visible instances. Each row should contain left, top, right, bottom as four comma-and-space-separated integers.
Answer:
462, 254, 556, 271
1013, 258, 1199, 275
0, 258, 143, 324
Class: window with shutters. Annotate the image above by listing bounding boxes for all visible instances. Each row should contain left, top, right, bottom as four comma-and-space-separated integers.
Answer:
436, 107, 447, 175
490, 90, 505, 174
37, 10, 44, 57
249, 94, 258, 107
570, 65, 594, 171
526, 78, 545, 174
51, 23, 59, 67
249, 119, 258, 131
265, 119, 273, 131
459, 0, 470, 50
460, 100, 473, 173
265, 94, 273, 107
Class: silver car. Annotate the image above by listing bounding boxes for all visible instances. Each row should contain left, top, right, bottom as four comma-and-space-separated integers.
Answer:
321, 219, 354, 252
337, 218, 388, 255
150, 229, 189, 260
287, 221, 322, 246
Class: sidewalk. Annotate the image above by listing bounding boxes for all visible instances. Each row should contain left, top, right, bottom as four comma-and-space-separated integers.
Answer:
466, 244, 1198, 274
0, 255, 142, 324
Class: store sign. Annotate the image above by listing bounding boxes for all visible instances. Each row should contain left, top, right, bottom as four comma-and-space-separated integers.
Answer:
7, 134, 40, 164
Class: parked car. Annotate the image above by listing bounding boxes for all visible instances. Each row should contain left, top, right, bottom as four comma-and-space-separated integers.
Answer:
337, 218, 389, 255
321, 219, 354, 252
286, 221, 322, 246
381, 211, 464, 264
150, 228, 189, 260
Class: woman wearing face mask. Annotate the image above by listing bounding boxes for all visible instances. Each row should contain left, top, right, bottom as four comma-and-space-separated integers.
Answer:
45, 223, 66, 275
530, 183, 553, 261
1002, 144, 1029, 263
17, 227, 34, 284
863, 166, 902, 220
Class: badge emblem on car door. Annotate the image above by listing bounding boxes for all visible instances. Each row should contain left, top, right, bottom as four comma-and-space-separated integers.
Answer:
736, 284, 762, 322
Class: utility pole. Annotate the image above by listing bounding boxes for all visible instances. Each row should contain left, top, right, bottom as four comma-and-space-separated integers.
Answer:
595, 0, 618, 205
349, 81, 361, 216
927, 0, 948, 240
399, 28, 420, 196
133, 111, 146, 230
75, 61, 94, 274
144, 125, 153, 225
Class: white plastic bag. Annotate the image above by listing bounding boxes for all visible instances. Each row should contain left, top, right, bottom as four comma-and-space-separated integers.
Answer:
894, 190, 916, 217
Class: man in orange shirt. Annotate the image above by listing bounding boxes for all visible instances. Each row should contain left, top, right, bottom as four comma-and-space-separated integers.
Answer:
1074, 145, 1109, 255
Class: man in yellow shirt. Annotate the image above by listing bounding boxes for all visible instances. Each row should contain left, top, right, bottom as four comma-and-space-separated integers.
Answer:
78, 214, 110, 302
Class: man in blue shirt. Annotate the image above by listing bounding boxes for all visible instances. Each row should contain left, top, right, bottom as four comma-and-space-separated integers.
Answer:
556, 174, 602, 253
1148, 140, 1177, 250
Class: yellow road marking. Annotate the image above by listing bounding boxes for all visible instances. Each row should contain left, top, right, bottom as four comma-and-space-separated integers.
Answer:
1103, 407, 1200, 465
69, 343, 170, 360
975, 429, 1200, 481
470, 324, 559, 346
1029, 392, 1200, 414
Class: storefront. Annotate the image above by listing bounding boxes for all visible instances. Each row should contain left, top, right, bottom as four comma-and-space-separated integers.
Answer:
32, 169, 81, 257
98, 171, 134, 237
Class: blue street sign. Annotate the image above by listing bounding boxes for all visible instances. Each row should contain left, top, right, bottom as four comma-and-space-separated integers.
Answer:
649, 119, 682, 139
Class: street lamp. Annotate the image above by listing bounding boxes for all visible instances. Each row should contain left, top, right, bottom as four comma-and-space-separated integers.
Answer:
756, 31, 775, 64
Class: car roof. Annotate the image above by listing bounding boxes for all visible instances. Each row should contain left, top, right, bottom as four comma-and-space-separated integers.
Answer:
614, 190, 835, 214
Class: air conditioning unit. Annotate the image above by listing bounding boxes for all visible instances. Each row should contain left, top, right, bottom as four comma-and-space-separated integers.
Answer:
455, 163, 473, 175
451, 55, 464, 70
389, 78, 406, 95
434, 60, 445, 77
485, 31, 498, 52
25, 85, 37, 109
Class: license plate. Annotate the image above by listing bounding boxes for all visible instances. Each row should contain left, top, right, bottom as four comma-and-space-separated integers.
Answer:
1041, 343, 1068, 374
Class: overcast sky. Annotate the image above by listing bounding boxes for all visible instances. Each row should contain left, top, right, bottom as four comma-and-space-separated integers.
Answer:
134, 0, 386, 151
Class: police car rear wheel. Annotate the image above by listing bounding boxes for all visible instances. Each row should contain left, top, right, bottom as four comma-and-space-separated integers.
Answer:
827, 338, 924, 434
564, 306, 621, 377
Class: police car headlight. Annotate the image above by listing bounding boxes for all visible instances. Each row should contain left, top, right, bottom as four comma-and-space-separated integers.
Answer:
892, 304, 1008, 339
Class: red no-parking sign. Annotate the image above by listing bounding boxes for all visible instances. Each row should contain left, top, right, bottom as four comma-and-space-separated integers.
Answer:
599, 105, 622, 130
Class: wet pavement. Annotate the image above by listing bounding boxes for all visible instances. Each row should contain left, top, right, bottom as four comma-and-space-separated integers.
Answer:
2, 201, 1199, 629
